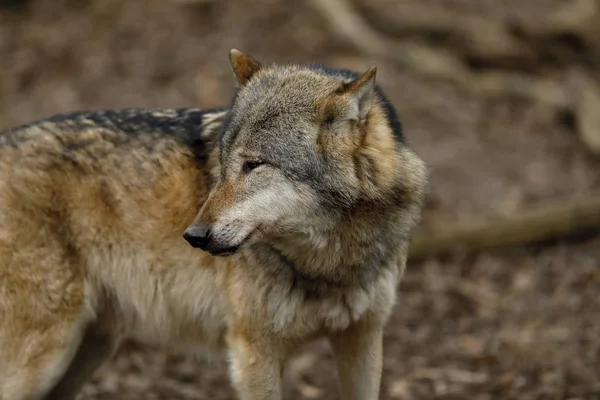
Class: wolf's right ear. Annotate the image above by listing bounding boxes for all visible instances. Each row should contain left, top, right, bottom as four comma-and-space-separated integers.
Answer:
229, 49, 262, 86
337, 67, 377, 123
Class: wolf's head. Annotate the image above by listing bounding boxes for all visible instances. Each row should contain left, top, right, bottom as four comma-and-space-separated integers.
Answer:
183, 50, 424, 257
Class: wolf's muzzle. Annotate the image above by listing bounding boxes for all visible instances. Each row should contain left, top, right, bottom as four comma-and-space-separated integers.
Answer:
183, 223, 239, 257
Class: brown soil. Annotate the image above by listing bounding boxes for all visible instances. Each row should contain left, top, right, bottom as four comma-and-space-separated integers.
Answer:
1, 0, 598, 399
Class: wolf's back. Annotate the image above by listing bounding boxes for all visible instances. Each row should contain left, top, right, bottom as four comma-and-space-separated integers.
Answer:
0, 108, 228, 182
0, 107, 227, 157
0, 107, 228, 242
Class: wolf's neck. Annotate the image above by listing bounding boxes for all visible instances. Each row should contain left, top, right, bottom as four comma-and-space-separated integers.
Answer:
266, 206, 409, 288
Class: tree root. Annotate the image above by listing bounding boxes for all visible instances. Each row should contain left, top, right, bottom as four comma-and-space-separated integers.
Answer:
408, 192, 600, 260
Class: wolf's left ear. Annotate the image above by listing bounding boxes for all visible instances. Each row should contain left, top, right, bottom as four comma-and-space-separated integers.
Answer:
338, 67, 377, 122
229, 49, 262, 86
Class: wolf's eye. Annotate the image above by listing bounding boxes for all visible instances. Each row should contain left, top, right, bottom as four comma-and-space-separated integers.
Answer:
242, 160, 264, 173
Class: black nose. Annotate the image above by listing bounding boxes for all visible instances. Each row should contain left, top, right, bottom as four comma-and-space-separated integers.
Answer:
183, 223, 212, 250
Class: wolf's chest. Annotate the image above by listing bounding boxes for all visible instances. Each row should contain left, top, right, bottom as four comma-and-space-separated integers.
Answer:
230, 265, 399, 339
99, 259, 229, 349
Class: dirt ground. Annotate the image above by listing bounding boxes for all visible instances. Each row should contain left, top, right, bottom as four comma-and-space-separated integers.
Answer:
1, 0, 599, 399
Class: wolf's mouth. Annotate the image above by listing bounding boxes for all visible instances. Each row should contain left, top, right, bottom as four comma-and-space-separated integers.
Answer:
208, 227, 259, 257
208, 246, 239, 257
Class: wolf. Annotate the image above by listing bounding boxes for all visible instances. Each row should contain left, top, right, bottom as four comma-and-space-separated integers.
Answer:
0, 49, 428, 400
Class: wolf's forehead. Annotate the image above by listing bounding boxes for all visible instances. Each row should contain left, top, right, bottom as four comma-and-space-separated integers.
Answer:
243, 69, 339, 107
238, 111, 314, 148
221, 106, 304, 157
243, 85, 316, 113
220, 69, 339, 154
228, 94, 315, 138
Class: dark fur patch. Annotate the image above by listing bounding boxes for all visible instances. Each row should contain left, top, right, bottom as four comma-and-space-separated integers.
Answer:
252, 240, 388, 297
262, 244, 340, 299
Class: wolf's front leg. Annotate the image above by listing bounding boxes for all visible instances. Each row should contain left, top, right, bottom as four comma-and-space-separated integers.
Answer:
227, 329, 284, 400
329, 319, 384, 400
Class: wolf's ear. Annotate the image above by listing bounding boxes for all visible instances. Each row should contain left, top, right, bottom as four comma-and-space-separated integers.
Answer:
337, 67, 377, 122
229, 49, 262, 86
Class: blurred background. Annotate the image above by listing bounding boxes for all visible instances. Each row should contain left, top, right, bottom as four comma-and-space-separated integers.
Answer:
1, 0, 599, 398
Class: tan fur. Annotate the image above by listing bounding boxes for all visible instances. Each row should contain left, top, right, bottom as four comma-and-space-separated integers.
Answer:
0, 51, 428, 400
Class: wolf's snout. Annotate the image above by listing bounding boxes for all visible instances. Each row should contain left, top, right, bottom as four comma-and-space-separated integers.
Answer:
183, 223, 240, 256
183, 223, 212, 250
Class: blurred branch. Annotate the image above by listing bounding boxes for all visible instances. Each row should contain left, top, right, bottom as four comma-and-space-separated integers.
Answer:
359, 2, 530, 62
358, 0, 600, 64
307, 0, 600, 154
570, 71, 600, 155
408, 192, 600, 260
306, 0, 469, 80
307, 0, 566, 101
